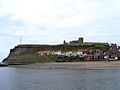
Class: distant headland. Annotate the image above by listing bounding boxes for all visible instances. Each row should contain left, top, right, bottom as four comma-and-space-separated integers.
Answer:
3, 37, 120, 65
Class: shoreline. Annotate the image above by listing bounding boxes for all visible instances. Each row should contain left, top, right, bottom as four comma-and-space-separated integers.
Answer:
10, 61, 120, 70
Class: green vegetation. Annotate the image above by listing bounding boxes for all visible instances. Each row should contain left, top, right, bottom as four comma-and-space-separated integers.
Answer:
53, 44, 95, 51
53, 43, 109, 51
6, 53, 58, 64
94, 43, 109, 51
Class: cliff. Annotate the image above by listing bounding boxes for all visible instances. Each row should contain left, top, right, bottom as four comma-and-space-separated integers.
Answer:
2, 43, 109, 64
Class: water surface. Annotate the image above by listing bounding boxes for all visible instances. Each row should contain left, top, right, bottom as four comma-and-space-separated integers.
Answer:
0, 66, 120, 90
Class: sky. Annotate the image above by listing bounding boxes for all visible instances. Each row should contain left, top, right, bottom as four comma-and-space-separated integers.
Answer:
0, 0, 120, 61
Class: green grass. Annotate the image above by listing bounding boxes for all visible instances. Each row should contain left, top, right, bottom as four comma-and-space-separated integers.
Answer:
7, 53, 58, 64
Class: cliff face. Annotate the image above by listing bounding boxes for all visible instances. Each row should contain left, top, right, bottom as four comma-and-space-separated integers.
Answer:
3, 43, 109, 64
2, 44, 56, 64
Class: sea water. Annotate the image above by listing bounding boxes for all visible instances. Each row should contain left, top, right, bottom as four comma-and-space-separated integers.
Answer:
0, 66, 120, 90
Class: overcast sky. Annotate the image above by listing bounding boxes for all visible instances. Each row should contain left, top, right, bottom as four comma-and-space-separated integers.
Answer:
0, 0, 120, 61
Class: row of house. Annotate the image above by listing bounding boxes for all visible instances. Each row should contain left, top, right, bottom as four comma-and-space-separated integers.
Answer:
38, 50, 61, 56
104, 44, 120, 60
37, 44, 120, 61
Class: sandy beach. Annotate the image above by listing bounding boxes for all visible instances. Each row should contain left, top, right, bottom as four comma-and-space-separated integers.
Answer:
11, 61, 120, 69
